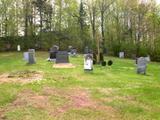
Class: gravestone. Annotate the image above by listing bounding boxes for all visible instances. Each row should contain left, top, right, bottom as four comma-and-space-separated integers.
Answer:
119, 52, 124, 58
24, 52, 29, 61
137, 57, 147, 74
70, 48, 77, 56
145, 55, 151, 62
49, 45, 59, 60
23, 49, 36, 64
28, 52, 36, 64
56, 51, 69, 64
17, 45, 21, 51
84, 54, 93, 71
68, 46, 72, 54
84, 46, 89, 54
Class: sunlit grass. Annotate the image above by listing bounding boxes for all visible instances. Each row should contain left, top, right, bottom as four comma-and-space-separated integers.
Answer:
0, 52, 160, 120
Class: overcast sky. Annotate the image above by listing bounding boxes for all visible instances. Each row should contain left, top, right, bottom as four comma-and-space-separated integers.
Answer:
156, 0, 160, 4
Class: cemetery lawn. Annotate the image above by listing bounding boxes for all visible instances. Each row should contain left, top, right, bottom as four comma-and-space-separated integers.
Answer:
0, 52, 160, 120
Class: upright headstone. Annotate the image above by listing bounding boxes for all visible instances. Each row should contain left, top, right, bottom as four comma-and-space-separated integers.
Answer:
17, 45, 21, 51
28, 51, 36, 64
49, 45, 59, 60
84, 54, 93, 71
84, 46, 89, 54
119, 52, 125, 58
24, 52, 29, 61
56, 51, 69, 64
23, 49, 36, 64
137, 57, 147, 74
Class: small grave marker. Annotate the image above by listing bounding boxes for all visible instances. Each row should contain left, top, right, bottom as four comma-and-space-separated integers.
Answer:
119, 52, 125, 58
17, 45, 21, 51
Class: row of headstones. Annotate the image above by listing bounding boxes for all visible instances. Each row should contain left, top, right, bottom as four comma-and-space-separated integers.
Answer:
23, 47, 150, 75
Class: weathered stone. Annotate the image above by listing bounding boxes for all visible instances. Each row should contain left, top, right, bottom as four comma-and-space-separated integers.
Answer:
137, 57, 147, 74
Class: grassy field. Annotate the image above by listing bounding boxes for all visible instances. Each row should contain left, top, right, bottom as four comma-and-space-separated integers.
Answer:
0, 52, 160, 120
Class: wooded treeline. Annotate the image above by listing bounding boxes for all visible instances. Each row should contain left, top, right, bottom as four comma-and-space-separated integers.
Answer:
0, 0, 160, 61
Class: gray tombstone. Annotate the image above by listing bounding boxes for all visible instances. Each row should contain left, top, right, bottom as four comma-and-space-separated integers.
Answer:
84, 54, 93, 71
119, 52, 124, 58
137, 57, 147, 74
56, 51, 69, 64
23, 49, 36, 64
28, 52, 36, 64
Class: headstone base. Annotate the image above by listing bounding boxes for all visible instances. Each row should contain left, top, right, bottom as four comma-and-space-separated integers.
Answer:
53, 63, 75, 68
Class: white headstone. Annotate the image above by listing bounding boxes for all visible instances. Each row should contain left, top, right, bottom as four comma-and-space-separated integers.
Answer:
17, 45, 21, 51
119, 52, 124, 58
84, 54, 93, 71
23, 52, 29, 62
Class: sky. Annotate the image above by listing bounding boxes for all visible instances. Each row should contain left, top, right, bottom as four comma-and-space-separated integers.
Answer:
156, 0, 160, 4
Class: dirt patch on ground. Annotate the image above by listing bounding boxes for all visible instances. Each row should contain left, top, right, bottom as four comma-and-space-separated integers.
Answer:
0, 87, 120, 119
0, 70, 43, 84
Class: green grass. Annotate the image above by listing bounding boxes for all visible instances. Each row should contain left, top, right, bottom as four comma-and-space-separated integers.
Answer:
0, 52, 160, 120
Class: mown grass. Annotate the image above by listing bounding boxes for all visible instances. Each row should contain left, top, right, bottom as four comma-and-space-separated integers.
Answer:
0, 52, 160, 120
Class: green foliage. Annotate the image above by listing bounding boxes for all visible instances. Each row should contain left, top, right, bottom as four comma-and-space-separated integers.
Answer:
0, 0, 160, 61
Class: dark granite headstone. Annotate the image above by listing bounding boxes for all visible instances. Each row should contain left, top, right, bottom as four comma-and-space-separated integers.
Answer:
56, 51, 69, 64
49, 45, 59, 59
